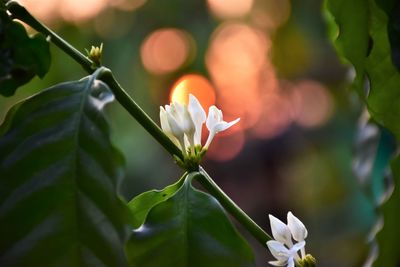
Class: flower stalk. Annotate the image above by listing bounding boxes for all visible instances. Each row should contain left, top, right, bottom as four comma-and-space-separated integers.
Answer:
7, 1, 273, 252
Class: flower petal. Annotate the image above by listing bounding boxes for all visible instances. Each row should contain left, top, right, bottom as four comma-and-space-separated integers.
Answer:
287, 257, 295, 267
213, 118, 240, 133
289, 241, 305, 254
160, 107, 171, 133
206, 105, 221, 132
160, 106, 181, 147
188, 94, 206, 145
166, 111, 184, 138
266, 240, 289, 261
181, 107, 195, 135
287, 212, 308, 242
269, 215, 292, 246
268, 260, 287, 266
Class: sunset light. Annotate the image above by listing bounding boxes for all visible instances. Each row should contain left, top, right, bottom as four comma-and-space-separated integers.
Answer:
170, 74, 216, 112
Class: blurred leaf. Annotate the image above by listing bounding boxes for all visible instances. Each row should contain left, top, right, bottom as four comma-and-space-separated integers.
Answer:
324, 0, 369, 97
126, 172, 255, 267
0, 76, 130, 266
352, 109, 396, 204
128, 173, 186, 228
0, 10, 50, 97
387, 1, 400, 71
373, 156, 400, 266
366, 0, 400, 140
325, 0, 400, 140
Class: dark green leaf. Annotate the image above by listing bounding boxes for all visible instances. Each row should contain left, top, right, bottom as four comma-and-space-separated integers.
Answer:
0, 75, 131, 267
128, 173, 186, 228
0, 10, 50, 96
126, 172, 255, 267
365, 0, 400, 140
387, 1, 400, 71
325, 0, 400, 140
324, 0, 369, 96
373, 156, 400, 266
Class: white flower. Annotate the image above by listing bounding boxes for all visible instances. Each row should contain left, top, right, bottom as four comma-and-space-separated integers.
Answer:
204, 106, 240, 149
160, 102, 195, 156
269, 215, 293, 247
267, 240, 305, 267
287, 211, 308, 258
267, 212, 309, 267
188, 94, 206, 146
160, 94, 239, 160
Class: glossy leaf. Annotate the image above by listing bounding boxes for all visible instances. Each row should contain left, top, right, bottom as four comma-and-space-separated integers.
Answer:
373, 156, 400, 266
324, 0, 369, 97
0, 9, 50, 96
128, 173, 186, 228
127, 172, 255, 267
325, 0, 400, 140
0, 75, 130, 267
326, 1, 400, 265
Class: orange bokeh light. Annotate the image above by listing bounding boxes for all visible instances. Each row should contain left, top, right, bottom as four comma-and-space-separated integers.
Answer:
18, 0, 59, 24
206, 23, 272, 129
290, 80, 334, 128
169, 74, 216, 112
59, 0, 108, 22
141, 29, 193, 75
251, 92, 293, 139
207, 0, 253, 19
18, 0, 146, 24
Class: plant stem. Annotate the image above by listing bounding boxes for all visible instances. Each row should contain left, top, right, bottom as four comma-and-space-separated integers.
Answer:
97, 68, 183, 158
7, 1, 183, 160
197, 167, 272, 246
6, 1, 94, 74
7, 2, 270, 248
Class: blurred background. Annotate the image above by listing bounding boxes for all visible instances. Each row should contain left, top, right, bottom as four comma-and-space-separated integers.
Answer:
0, 0, 381, 266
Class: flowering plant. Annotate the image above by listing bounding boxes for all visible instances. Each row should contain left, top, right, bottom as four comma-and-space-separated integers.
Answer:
160, 94, 239, 169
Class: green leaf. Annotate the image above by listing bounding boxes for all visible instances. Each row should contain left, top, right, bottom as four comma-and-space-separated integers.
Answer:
324, 0, 369, 96
373, 156, 400, 266
126, 172, 255, 267
128, 173, 186, 228
365, 0, 400, 140
325, 0, 400, 140
0, 75, 130, 266
0, 10, 51, 96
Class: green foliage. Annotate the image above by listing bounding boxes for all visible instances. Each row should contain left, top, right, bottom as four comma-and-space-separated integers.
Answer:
126, 172, 255, 267
0, 9, 50, 96
325, 0, 400, 140
324, 0, 369, 97
325, 0, 400, 266
0, 75, 131, 266
128, 173, 186, 228
374, 156, 400, 267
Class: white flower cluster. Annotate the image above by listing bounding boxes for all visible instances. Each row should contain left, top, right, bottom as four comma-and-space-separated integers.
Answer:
267, 212, 308, 267
160, 94, 239, 158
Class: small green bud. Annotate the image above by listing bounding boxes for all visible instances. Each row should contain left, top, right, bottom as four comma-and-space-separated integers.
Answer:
298, 254, 317, 267
85, 43, 103, 68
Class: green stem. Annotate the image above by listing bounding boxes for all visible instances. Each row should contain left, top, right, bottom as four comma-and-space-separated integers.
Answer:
197, 167, 272, 246
6, 1, 94, 74
7, 1, 269, 248
97, 68, 183, 158
7, 1, 182, 160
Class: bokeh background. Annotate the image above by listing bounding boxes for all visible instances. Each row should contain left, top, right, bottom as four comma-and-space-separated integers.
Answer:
0, 0, 380, 266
